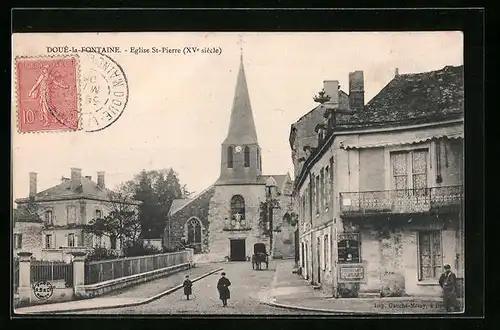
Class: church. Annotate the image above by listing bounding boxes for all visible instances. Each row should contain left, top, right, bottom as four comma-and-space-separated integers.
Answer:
163, 55, 297, 263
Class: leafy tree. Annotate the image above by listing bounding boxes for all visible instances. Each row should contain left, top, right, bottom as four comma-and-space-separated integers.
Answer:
123, 168, 191, 239
83, 188, 141, 249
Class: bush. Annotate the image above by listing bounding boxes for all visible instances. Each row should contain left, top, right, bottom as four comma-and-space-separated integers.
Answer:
162, 245, 184, 253
123, 243, 162, 257
85, 247, 119, 262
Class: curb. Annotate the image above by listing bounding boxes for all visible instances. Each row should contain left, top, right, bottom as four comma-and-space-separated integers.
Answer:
16, 267, 223, 315
260, 299, 452, 315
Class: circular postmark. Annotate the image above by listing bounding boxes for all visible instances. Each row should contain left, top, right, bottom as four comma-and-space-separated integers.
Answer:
32, 280, 54, 300
78, 52, 129, 132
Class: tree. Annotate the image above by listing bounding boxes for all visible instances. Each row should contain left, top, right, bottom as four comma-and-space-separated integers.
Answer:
83, 188, 141, 249
122, 168, 191, 239
313, 88, 331, 104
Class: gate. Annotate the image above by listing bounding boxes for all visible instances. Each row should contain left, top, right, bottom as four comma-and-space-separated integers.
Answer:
13, 259, 19, 294
30, 261, 73, 288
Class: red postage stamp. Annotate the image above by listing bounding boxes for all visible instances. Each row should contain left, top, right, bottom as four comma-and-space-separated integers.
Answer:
15, 56, 80, 133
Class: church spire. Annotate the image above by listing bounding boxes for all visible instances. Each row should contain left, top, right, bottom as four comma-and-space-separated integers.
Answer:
223, 53, 258, 145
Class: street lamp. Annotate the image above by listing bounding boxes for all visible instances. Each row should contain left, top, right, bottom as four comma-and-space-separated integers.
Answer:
265, 177, 278, 258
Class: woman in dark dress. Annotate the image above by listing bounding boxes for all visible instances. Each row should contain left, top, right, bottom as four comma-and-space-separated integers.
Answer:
217, 272, 231, 307
183, 275, 193, 300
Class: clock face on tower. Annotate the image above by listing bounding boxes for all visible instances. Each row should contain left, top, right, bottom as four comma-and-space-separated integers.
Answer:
235, 146, 242, 153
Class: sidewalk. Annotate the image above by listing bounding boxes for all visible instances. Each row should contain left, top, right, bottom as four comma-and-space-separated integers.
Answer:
14, 264, 223, 315
259, 260, 461, 314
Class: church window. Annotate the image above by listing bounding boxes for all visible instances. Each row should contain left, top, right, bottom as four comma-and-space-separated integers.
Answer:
244, 146, 250, 167
187, 218, 202, 245
227, 146, 234, 168
230, 195, 246, 228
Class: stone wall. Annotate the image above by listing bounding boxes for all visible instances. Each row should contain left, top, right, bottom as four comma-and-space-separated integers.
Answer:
13, 221, 43, 259
165, 186, 215, 251
207, 184, 268, 261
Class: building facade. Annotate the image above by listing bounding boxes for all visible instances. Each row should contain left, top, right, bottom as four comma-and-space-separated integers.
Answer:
292, 65, 464, 298
165, 56, 297, 262
14, 169, 140, 261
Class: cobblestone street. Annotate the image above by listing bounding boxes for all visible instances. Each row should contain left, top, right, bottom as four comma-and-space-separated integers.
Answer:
56, 260, 327, 315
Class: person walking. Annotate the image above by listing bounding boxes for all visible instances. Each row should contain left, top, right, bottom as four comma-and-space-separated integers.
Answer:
217, 272, 231, 307
183, 275, 193, 300
439, 264, 458, 312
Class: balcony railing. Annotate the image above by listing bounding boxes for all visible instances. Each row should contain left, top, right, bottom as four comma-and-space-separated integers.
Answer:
339, 185, 463, 216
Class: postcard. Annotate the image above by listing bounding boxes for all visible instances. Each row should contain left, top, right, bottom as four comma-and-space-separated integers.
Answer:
12, 31, 464, 315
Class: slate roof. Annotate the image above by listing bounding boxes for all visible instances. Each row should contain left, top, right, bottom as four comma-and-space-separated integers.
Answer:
259, 174, 292, 194
168, 198, 192, 216
167, 185, 216, 217
336, 65, 464, 130
223, 56, 259, 145
15, 176, 139, 204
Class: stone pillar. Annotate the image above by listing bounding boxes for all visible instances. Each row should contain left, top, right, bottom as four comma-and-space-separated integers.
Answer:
185, 248, 194, 266
17, 251, 32, 305
71, 250, 87, 298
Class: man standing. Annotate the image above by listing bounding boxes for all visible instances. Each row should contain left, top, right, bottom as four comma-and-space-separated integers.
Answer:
183, 275, 192, 300
439, 264, 458, 312
217, 272, 231, 307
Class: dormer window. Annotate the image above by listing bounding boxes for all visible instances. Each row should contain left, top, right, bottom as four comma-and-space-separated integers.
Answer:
318, 130, 324, 143
95, 209, 102, 219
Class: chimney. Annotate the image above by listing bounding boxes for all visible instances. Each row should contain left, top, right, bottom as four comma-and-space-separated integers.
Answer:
323, 80, 339, 109
395, 68, 399, 77
29, 172, 37, 197
70, 168, 82, 191
348, 70, 365, 111
97, 172, 105, 189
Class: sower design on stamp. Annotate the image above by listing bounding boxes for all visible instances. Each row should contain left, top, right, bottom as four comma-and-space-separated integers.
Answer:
16, 57, 80, 133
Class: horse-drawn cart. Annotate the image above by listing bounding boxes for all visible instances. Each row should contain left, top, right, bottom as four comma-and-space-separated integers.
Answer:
252, 243, 269, 270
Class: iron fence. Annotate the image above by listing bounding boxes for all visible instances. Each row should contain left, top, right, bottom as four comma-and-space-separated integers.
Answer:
340, 185, 463, 216
30, 260, 74, 288
84, 250, 189, 285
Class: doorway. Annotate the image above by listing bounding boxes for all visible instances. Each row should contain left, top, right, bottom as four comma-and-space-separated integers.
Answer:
317, 236, 321, 284
230, 239, 246, 261
294, 229, 300, 264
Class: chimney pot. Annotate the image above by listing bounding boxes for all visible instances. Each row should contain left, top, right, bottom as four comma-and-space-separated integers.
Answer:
29, 172, 37, 197
70, 168, 82, 190
97, 172, 105, 189
348, 70, 365, 111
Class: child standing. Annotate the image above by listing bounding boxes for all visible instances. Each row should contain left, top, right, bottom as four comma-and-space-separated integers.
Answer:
183, 275, 193, 300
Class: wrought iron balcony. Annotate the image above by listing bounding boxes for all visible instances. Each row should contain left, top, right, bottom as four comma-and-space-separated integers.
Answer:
339, 185, 463, 217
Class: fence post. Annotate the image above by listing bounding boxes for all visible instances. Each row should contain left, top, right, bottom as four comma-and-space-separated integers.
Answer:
185, 248, 194, 266
17, 251, 32, 306
70, 251, 87, 298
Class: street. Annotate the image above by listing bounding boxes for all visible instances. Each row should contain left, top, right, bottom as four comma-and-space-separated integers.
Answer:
56, 260, 328, 315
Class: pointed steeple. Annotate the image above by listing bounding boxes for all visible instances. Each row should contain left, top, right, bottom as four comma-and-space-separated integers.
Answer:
223, 56, 259, 145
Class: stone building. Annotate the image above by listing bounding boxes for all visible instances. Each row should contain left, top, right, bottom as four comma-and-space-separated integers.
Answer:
292, 65, 464, 298
165, 56, 296, 262
14, 169, 140, 261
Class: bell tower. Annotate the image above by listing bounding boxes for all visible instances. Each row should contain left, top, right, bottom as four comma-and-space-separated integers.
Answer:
216, 54, 262, 185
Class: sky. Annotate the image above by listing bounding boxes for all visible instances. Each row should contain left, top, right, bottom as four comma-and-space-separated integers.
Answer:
12, 31, 463, 203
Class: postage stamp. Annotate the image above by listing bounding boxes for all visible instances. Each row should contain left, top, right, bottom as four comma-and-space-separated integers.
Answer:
15, 56, 80, 133
14, 52, 129, 133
